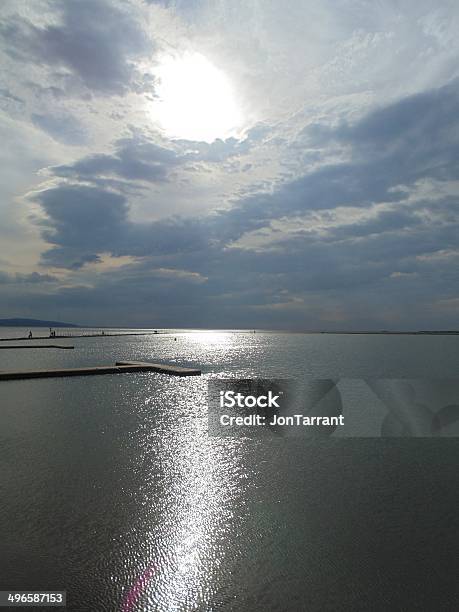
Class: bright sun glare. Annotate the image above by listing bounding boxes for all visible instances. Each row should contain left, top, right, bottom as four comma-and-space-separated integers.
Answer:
154, 52, 242, 143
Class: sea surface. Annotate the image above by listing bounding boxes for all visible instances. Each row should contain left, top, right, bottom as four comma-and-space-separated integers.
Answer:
0, 328, 458, 611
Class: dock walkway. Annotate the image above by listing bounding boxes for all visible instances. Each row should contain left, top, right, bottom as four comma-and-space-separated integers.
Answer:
0, 360, 201, 381
0, 332, 158, 342
0, 345, 74, 350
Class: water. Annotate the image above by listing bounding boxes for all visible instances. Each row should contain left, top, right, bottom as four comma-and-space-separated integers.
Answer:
0, 329, 458, 611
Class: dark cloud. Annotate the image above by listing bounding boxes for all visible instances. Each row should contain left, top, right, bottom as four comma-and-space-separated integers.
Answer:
38, 80, 459, 245
0, 271, 58, 284
53, 137, 181, 183
24, 78, 459, 328
50, 127, 267, 185
35, 184, 128, 268
4, 237, 457, 329
34, 183, 210, 268
209, 79, 459, 243
0, 0, 150, 94
305, 78, 459, 179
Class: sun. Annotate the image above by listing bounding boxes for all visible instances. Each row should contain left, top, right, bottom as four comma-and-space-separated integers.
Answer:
153, 51, 242, 143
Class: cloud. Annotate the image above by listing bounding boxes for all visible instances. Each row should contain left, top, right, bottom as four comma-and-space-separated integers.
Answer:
217, 79, 459, 244
0, 0, 150, 94
34, 184, 127, 268
49, 126, 268, 187
52, 144, 175, 184
33, 183, 211, 268
0, 87, 25, 114
305, 78, 459, 179
0, 270, 58, 284
1, 0, 459, 328
23, 75, 458, 331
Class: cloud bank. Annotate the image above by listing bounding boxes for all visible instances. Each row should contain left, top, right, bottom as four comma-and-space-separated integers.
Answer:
1, 0, 459, 329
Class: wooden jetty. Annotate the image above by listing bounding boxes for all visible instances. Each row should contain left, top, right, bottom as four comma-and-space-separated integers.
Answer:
0, 332, 158, 342
0, 345, 74, 350
0, 360, 201, 381
116, 360, 201, 376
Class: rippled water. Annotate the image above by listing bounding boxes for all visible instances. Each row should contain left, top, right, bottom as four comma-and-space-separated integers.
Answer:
1, 329, 459, 611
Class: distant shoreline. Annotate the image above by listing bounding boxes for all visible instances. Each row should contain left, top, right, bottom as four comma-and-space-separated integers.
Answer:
308, 330, 459, 335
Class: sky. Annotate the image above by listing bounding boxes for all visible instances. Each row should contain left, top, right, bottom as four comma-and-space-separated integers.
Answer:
0, 0, 459, 330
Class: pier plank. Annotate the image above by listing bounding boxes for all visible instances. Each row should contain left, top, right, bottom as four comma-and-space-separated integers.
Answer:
116, 361, 201, 376
0, 360, 201, 380
0, 345, 74, 349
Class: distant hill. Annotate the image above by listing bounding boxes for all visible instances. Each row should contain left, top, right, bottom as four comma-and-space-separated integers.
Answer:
0, 318, 79, 328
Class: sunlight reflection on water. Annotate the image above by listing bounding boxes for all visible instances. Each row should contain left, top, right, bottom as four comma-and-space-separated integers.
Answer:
1, 330, 459, 610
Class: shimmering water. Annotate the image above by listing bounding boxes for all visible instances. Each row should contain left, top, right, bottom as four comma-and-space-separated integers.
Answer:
0, 329, 459, 611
